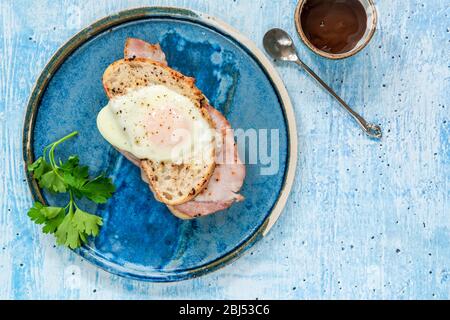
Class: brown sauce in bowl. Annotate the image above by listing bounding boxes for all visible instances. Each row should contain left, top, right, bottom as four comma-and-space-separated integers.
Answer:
300, 0, 367, 54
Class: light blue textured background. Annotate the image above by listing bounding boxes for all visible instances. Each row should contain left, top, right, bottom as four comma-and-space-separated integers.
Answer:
0, 0, 449, 299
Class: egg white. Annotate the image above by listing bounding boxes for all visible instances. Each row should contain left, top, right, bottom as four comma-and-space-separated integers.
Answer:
97, 85, 215, 163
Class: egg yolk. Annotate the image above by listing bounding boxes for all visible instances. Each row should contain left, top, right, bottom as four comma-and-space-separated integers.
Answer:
145, 106, 191, 149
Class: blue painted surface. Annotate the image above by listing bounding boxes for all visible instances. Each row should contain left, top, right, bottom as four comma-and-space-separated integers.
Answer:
31, 14, 288, 281
0, 0, 449, 299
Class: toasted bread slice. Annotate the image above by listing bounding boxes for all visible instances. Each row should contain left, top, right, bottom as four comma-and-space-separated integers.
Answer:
140, 160, 214, 205
102, 58, 216, 205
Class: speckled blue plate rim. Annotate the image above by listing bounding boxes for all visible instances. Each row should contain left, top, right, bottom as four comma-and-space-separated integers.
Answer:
22, 6, 298, 282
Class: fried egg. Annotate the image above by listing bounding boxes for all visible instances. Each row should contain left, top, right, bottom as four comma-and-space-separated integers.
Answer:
97, 85, 215, 163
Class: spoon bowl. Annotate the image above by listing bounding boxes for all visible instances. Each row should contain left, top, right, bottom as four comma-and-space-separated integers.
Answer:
263, 28, 299, 62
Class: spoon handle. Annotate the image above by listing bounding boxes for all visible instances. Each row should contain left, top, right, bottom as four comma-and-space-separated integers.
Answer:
294, 59, 382, 139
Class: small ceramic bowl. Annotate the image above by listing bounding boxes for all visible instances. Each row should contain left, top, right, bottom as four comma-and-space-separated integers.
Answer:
294, 0, 378, 60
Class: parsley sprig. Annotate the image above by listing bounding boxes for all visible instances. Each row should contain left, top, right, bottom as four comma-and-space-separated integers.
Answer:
27, 131, 115, 249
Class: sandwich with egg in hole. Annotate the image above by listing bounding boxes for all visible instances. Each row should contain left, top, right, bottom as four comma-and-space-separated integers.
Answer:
97, 38, 246, 219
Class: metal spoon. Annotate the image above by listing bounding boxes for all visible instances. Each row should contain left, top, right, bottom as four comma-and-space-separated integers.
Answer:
263, 28, 382, 139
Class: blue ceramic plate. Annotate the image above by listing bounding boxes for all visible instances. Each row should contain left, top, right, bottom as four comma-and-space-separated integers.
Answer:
23, 7, 297, 281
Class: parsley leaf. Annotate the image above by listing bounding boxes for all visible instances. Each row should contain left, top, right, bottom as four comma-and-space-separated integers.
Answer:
59, 155, 80, 171
63, 164, 89, 195
28, 157, 52, 179
55, 210, 84, 249
27, 131, 115, 249
41, 206, 65, 219
27, 202, 46, 224
27, 202, 65, 234
39, 170, 67, 193
72, 208, 103, 237
54, 206, 102, 249
79, 175, 116, 204
42, 210, 65, 234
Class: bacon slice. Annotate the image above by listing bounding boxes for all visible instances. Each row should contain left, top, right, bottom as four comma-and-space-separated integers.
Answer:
121, 38, 245, 217
171, 200, 234, 217
124, 38, 168, 66
119, 149, 140, 167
